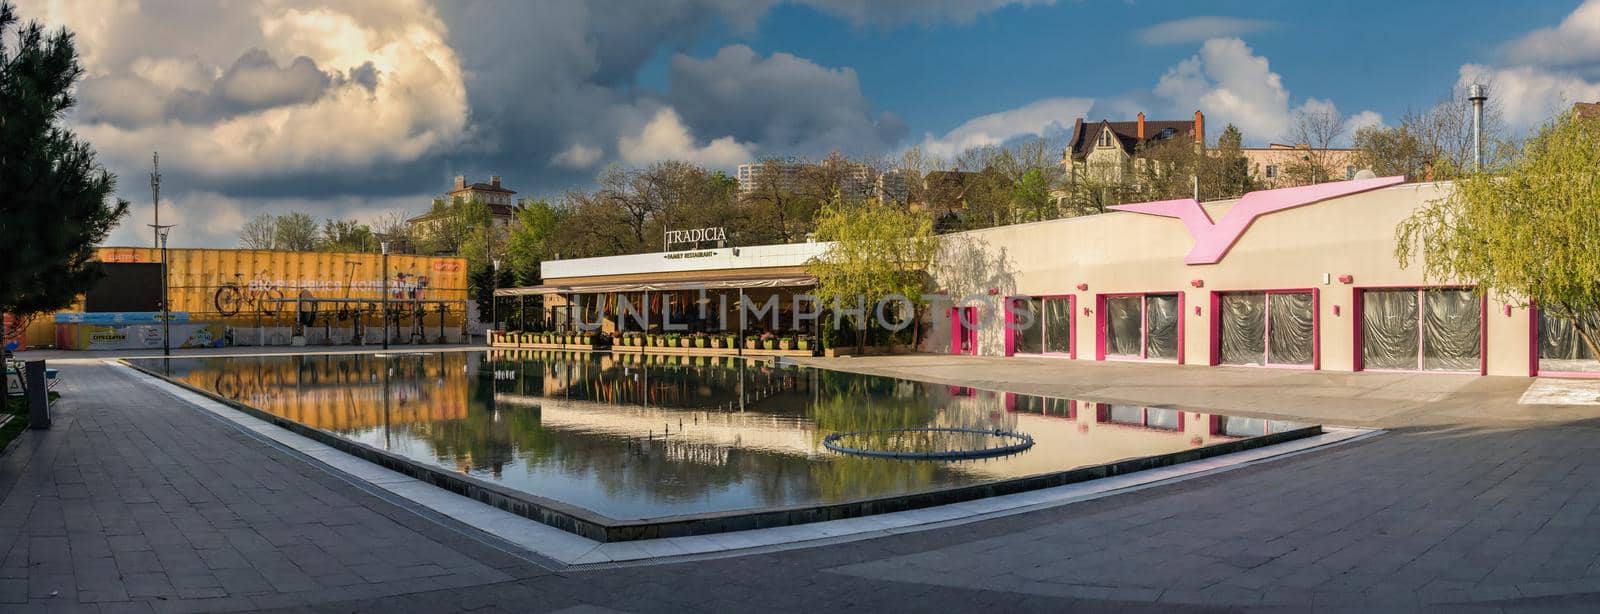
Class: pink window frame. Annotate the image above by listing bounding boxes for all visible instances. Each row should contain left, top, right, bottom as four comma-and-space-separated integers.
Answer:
1003, 294, 1077, 359
1527, 304, 1600, 379
1094, 292, 1185, 364
948, 305, 978, 356
1207, 288, 1320, 370
1351, 285, 1485, 375
1093, 404, 1186, 432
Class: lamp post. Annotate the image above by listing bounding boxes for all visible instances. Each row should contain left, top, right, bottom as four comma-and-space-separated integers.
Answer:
158, 227, 172, 356
491, 258, 501, 343
380, 242, 390, 350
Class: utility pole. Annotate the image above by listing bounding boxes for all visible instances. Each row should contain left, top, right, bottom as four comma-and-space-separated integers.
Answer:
150, 152, 161, 249
381, 242, 390, 350
147, 153, 176, 355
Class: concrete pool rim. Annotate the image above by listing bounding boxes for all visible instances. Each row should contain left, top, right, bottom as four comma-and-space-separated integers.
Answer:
121, 357, 1324, 543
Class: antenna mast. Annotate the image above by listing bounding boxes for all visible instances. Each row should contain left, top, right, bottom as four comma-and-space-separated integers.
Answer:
150, 152, 161, 249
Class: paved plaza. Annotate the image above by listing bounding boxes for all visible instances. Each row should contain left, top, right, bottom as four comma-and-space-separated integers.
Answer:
4, 350, 1600, 612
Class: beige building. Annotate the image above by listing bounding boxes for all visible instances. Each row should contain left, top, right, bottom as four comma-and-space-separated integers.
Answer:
1062, 112, 1205, 185
407, 175, 520, 240
501, 177, 1600, 378
1242, 144, 1361, 188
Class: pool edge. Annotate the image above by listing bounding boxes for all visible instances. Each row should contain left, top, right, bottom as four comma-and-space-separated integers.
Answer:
120, 357, 1324, 544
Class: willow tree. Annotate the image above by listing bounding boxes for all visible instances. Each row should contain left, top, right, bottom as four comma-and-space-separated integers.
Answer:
1397, 110, 1600, 357
808, 199, 937, 352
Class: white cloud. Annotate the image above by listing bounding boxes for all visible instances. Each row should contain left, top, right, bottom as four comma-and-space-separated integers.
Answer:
552, 143, 604, 169
21, 0, 469, 183
1155, 38, 1291, 141
1448, 0, 1600, 132
617, 108, 755, 168
794, 0, 1054, 27
1135, 17, 1273, 46
920, 97, 1092, 158
1458, 64, 1600, 131
1502, 0, 1600, 75
1344, 110, 1384, 134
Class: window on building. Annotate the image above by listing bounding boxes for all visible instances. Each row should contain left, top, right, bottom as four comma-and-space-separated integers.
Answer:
1346, 166, 1357, 179
1099, 129, 1112, 148
1265, 164, 1279, 178
1157, 127, 1176, 140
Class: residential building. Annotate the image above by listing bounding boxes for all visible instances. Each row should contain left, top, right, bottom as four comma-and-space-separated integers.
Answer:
1062, 111, 1204, 185
1241, 144, 1361, 188
407, 175, 520, 239
737, 160, 910, 204
1575, 101, 1600, 120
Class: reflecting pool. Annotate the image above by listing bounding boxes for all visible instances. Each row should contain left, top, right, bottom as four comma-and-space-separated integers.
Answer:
131, 351, 1308, 521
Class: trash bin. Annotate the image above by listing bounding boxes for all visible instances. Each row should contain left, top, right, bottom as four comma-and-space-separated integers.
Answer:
25, 360, 49, 429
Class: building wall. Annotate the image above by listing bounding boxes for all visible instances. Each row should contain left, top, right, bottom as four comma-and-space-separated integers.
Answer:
924, 181, 1534, 376
1243, 147, 1360, 188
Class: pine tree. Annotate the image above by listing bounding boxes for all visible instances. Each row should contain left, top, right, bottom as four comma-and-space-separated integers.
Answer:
0, 1, 129, 341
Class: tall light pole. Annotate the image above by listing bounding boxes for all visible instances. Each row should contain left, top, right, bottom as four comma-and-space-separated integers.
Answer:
491, 258, 501, 343
380, 242, 390, 350
157, 227, 172, 356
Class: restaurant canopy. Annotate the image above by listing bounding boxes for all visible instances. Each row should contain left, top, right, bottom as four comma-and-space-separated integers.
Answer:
494, 275, 816, 297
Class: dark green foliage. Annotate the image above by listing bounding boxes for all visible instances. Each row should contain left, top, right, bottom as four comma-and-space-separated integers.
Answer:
0, 1, 129, 333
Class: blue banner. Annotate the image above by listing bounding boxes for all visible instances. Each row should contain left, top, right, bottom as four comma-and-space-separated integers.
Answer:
55, 312, 191, 324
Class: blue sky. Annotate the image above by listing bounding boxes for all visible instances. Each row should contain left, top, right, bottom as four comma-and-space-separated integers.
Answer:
15, 0, 1600, 247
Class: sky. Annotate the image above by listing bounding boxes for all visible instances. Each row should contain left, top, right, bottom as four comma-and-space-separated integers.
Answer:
14, 0, 1600, 248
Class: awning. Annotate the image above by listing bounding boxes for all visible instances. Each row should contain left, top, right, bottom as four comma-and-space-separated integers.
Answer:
496, 275, 815, 297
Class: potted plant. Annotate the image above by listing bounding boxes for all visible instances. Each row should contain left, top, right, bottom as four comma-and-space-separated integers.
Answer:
779, 335, 794, 351
745, 336, 758, 349
710, 335, 724, 349
694, 333, 708, 348
678, 335, 691, 348
798, 336, 812, 351
762, 332, 776, 350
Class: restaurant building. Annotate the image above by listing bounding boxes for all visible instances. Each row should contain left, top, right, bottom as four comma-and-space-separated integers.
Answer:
498, 177, 1596, 377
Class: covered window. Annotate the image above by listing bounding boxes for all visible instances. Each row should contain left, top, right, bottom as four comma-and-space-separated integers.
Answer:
1010, 296, 1072, 356
1360, 288, 1480, 371
1103, 293, 1180, 361
1265, 164, 1280, 178
1538, 309, 1600, 374
1218, 291, 1314, 367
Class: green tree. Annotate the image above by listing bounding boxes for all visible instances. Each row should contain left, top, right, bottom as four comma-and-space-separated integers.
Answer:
319, 218, 374, 253
0, 1, 129, 342
1202, 124, 1259, 200
272, 212, 319, 251
809, 199, 937, 352
505, 199, 558, 285
239, 213, 276, 249
1397, 110, 1600, 357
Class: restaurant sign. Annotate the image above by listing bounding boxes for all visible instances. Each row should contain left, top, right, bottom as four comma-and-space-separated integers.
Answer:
664, 226, 726, 249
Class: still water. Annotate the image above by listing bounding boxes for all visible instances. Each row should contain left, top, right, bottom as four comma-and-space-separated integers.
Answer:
133, 351, 1306, 521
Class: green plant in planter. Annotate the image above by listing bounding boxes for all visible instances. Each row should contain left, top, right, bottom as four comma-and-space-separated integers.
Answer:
694, 335, 708, 348
745, 337, 758, 349
763, 336, 776, 350
798, 336, 812, 351
678, 335, 691, 348
779, 336, 794, 350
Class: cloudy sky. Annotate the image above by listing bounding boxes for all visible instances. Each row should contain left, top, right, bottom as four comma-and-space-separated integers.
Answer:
15, 0, 1600, 248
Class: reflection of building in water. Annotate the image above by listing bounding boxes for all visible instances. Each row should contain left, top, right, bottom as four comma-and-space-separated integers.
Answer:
172, 353, 469, 431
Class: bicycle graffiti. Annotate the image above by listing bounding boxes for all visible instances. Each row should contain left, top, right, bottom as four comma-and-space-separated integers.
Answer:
214, 272, 287, 316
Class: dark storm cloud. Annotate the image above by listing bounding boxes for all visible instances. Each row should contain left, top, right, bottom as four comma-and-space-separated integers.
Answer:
78, 48, 340, 128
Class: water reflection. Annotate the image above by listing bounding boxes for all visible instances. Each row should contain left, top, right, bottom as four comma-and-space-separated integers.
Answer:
136, 351, 1306, 520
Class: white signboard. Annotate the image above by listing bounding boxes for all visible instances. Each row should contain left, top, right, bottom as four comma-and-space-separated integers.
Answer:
664, 227, 726, 249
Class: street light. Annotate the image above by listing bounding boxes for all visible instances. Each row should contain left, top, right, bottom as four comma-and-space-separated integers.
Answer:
491, 258, 501, 344
380, 242, 390, 350
154, 226, 174, 356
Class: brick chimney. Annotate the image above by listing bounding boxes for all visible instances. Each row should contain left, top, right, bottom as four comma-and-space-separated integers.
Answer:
453, 175, 466, 190
1136, 112, 1145, 140
1193, 110, 1205, 145
490, 175, 501, 188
